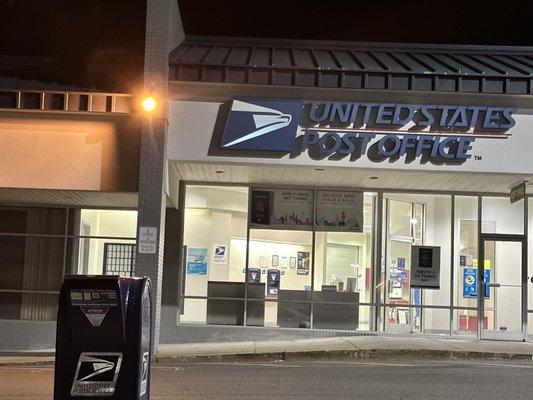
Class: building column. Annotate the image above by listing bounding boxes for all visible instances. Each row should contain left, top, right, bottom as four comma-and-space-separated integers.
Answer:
136, 0, 184, 354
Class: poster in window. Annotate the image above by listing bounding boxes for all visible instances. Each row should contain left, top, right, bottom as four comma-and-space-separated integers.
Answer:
297, 251, 310, 275
315, 190, 364, 232
187, 248, 208, 275
250, 190, 271, 225
250, 189, 313, 230
212, 244, 228, 264
410, 245, 441, 289
397, 257, 406, 270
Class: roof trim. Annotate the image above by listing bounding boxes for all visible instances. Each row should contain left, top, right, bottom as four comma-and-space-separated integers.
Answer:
169, 35, 533, 96
179, 35, 533, 54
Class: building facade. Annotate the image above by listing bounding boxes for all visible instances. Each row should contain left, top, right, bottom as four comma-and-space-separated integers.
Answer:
161, 33, 533, 344
1, 1, 533, 350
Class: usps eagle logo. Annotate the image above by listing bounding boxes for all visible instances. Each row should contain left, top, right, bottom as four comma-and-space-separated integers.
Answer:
219, 99, 302, 152
71, 353, 122, 396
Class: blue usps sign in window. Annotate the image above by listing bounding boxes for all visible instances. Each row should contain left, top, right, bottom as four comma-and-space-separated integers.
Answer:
463, 268, 490, 298
220, 99, 302, 152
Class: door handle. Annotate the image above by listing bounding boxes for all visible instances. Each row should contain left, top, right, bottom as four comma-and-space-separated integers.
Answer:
487, 283, 501, 288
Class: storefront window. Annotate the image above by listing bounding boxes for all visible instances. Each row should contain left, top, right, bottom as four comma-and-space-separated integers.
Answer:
180, 185, 377, 331
482, 196, 524, 235
313, 232, 362, 330
454, 196, 479, 336
313, 193, 374, 331
0, 207, 72, 321
181, 185, 249, 324
74, 209, 138, 276
249, 229, 313, 328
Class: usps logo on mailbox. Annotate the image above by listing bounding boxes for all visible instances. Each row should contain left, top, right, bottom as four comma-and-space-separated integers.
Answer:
139, 351, 149, 396
71, 352, 123, 397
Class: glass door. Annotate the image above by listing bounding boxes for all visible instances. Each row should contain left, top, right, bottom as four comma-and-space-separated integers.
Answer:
386, 238, 414, 333
480, 236, 526, 341
383, 198, 424, 334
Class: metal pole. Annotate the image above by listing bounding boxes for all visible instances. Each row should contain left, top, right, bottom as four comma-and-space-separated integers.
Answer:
477, 195, 484, 339
522, 196, 528, 341
450, 195, 455, 336
371, 192, 382, 332
243, 188, 252, 326
310, 189, 317, 329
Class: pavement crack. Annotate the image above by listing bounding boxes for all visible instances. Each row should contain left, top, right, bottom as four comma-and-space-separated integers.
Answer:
339, 336, 361, 351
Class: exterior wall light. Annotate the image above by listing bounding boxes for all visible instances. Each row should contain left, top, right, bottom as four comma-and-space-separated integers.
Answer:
141, 96, 157, 112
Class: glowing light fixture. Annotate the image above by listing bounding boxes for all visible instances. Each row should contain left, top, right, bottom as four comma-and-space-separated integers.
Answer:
141, 96, 157, 112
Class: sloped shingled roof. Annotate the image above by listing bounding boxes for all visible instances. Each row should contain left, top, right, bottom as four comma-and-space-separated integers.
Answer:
169, 36, 533, 95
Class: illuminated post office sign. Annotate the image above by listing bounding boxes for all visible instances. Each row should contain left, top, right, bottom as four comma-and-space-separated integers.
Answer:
217, 99, 517, 164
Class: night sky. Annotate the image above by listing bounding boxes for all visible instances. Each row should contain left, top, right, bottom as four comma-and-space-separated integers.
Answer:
0, 0, 532, 92
179, 0, 533, 46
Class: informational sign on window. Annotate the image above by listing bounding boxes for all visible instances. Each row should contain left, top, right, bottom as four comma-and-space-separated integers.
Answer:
411, 245, 441, 289
250, 189, 313, 230
297, 251, 310, 275
315, 190, 364, 232
138, 226, 158, 254
463, 268, 491, 298
212, 244, 228, 264
250, 190, 271, 225
187, 248, 208, 275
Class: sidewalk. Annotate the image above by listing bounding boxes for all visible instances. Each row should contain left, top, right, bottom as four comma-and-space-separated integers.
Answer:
3, 335, 533, 366
156, 335, 533, 362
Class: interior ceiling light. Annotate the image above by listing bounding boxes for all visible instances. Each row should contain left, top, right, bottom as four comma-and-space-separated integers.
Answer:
410, 218, 418, 224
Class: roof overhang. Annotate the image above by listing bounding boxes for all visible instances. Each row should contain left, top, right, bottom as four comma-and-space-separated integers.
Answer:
169, 36, 533, 96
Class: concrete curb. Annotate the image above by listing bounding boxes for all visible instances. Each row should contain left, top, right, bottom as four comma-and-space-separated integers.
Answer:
0, 357, 55, 367
3, 348, 533, 367
155, 348, 533, 364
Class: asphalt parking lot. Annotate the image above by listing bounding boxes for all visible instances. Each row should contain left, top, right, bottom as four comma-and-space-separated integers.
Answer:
2, 359, 533, 399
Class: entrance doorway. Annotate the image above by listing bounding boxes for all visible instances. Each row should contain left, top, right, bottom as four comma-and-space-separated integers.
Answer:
480, 235, 527, 341
383, 198, 424, 334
